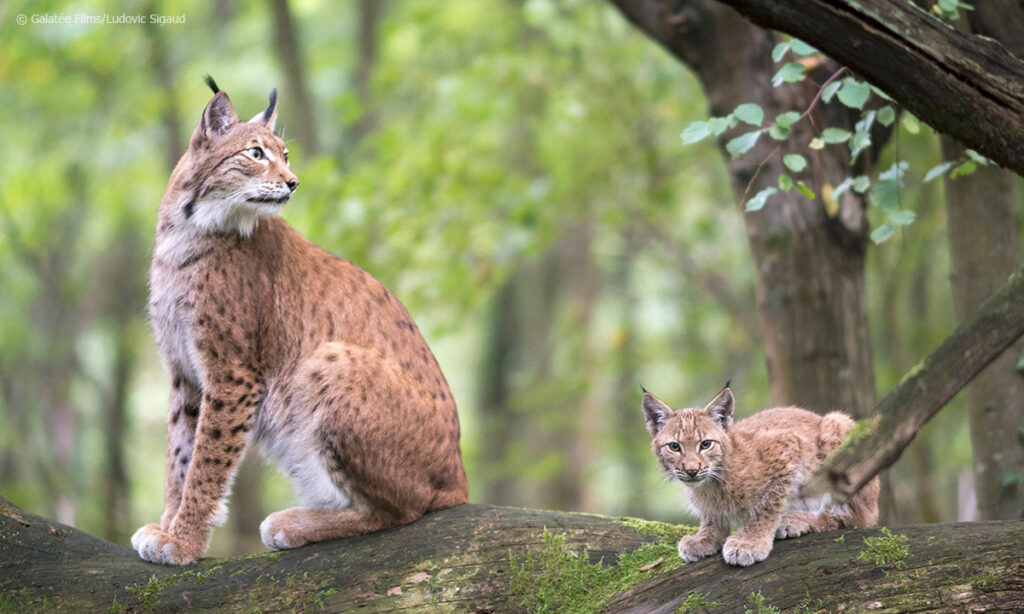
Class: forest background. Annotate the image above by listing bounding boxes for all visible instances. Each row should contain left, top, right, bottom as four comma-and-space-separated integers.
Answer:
2, 0, 1021, 558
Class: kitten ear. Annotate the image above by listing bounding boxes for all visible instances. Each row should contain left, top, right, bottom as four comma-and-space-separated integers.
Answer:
249, 88, 278, 131
703, 387, 734, 429
192, 91, 239, 146
642, 388, 673, 437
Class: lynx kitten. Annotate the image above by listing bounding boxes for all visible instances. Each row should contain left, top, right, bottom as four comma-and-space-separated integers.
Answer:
131, 78, 468, 565
642, 386, 878, 567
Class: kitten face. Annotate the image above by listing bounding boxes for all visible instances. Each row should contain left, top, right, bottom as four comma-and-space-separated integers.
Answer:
643, 388, 734, 485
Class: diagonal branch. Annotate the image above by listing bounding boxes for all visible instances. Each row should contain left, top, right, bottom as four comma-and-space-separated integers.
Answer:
802, 264, 1024, 501
710, 0, 1024, 175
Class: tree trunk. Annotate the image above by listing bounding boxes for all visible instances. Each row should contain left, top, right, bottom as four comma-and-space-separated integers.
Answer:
609, 0, 877, 417
1, 496, 1021, 613
942, 5, 1024, 522
707, 0, 1024, 176
267, 0, 320, 155
943, 145, 1024, 520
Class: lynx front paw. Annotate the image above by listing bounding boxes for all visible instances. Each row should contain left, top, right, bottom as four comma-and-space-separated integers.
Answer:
677, 534, 721, 563
131, 524, 200, 565
722, 535, 772, 567
776, 513, 814, 539
260, 509, 309, 550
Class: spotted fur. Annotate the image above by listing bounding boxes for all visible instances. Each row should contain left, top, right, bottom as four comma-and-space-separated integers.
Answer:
132, 82, 468, 565
642, 387, 878, 567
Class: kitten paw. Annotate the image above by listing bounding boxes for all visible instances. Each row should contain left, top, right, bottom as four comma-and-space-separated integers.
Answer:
131, 524, 199, 565
677, 534, 720, 563
260, 509, 309, 550
722, 536, 772, 567
776, 513, 813, 539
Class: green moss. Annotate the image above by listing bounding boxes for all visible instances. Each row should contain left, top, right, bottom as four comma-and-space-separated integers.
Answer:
967, 569, 1000, 588
618, 516, 696, 541
676, 592, 718, 613
857, 527, 909, 568
846, 418, 874, 445
125, 575, 164, 611
509, 529, 685, 613
743, 591, 780, 614
120, 563, 225, 611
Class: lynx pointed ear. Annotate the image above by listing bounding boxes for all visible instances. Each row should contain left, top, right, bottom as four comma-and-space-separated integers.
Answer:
642, 390, 672, 437
250, 88, 278, 131
192, 90, 239, 146
704, 387, 734, 429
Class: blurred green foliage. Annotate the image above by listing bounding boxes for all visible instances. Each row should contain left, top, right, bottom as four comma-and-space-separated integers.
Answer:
0, 0, 1016, 554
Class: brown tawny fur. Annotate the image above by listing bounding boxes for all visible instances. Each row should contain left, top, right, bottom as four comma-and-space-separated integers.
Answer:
131, 80, 467, 565
642, 386, 878, 567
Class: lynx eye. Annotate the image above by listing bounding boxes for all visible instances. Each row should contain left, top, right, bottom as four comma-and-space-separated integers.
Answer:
667, 442, 682, 452
699, 439, 713, 450
283, 151, 290, 165
245, 147, 265, 161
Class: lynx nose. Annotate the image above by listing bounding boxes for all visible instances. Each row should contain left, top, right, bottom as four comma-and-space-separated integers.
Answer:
286, 178, 299, 192
684, 468, 699, 477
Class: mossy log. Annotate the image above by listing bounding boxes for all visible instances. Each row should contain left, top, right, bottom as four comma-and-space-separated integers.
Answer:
2, 496, 1022, 613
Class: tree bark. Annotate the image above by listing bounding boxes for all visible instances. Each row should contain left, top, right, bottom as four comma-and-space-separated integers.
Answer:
1, 496, 1021, 613
609, 0, 878, 417
707, 0, 1024, 176
943, 143, 1024, 520
942, 5, 1024, 522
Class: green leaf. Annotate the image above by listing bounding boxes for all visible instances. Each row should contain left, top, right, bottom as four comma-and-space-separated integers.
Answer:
808, 137, 825, 150
871, 223, 896, 244
821, 127, 852, 144
871, 179, 900, 211
870, 85, 894, 101
877, 106, 896, 127
965, 149, 990, 165
708, 116, 731, 136
783, 153, 807, 173
850, 130, 872, 160
771, 42, 790, 63
789, 39, 818, 56
746, 187, 778, 212
889, 210, 916, 226
879, 161, 908, 183
902, 114, 920, 134
822, 80, 842, 103
725, 130, 761, 158
1001, 473, 1023, 487
832, 177, 855, 198
938, 0, 958, 11
769, 124, 790, 140
681, 121, 711, 145
795, 181, 816, 199
853, 175, 872, 193
950, 159, 978, 179
734, 103, 764, 127
837, 78, 871, 110
772, 62, 807, 87
775, 111, 801, 129
778, 173, 793, 191
924, 161, 953, 183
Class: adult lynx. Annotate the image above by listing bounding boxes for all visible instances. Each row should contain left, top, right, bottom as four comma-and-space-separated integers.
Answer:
132, 79, 468, 565
642, 386, 878, 567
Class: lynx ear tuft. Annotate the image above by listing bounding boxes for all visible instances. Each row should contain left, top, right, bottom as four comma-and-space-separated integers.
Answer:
250, 88, 278, 131
204, 75, 220, 95
704, 387, 734, 430
642, 390, 672, 437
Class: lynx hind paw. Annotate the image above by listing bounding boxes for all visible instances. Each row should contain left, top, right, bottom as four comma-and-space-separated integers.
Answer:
677, 534, 720, 563
776, 513, 814, 539
722, 536, 772, 567
130, 524, 197, 565
260, 510, 308, 550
